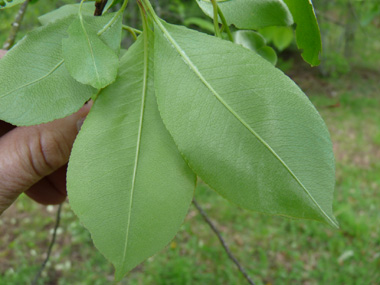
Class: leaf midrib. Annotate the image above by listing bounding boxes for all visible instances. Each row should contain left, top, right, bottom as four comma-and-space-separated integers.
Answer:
79, 15, 102, 84
121, 44, 149, 264
0, 59, 64, 99
154, 20, 337, 227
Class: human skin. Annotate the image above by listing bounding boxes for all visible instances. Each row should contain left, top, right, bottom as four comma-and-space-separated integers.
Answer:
0, 49, 91, 215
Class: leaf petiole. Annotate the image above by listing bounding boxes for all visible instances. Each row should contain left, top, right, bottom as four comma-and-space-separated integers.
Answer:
210, 0, 222, 38
216, 5, 233, 42
122, 25, 142, 40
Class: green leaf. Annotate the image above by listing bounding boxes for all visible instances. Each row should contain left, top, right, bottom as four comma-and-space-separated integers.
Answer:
153, 20, 338, 227
272, 27, 293, 51
233, 30, 266, 50
38, 2, 95, 25
257, 45, 277, 66
89, 13, 123, 54
184, 17, 215, 34
196, 0, 293, 30
283, 0, 322, 66
62, 15, 119, 89
0, 16, 95, 126
259, 26, 294, 51
67, 36, 196, 280
39, 5, 122, 53
233, 30, 277, 65
0, 0, 26, 10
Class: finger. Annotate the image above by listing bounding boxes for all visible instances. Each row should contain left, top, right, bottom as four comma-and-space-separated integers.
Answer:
0, 103, 92, 214
0, 49, 6, 59
25, 165, 68, 205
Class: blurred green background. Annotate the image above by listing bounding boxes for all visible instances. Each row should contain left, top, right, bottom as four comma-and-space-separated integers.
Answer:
1, 0, 379, 284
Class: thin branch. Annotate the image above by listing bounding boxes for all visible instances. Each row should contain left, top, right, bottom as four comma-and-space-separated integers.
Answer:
192, 199, 255, 285
94, 0, 108, 16
31, 204, 63, 285
3, 0, 30, 50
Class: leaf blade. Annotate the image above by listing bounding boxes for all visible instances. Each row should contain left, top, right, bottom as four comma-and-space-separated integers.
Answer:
233, 30, 277, 65
283, 0, 322, 66
62, 16, 119, 89
67, 36, 196, 280
153, 20, 337, 227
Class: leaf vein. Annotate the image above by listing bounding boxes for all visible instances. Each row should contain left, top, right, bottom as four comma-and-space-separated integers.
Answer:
0, 60, 64, 99
79, 15, 102, 84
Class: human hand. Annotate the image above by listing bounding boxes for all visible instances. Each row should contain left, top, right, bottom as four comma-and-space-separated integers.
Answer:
0, 50, 91, 215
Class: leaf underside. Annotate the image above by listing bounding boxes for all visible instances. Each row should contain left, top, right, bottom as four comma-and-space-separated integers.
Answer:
62, 16, 119, 89
152, 20, 337, 227
67, 37, 195, 281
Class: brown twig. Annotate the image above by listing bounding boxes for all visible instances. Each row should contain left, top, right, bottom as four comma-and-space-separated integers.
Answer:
2, 0, 30, 50
192, 199, 255, 285
31, 204, 63, 285
94, 0, 108, 16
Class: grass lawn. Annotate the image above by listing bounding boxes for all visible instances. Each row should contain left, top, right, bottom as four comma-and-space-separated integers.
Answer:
1, 66, 379, 284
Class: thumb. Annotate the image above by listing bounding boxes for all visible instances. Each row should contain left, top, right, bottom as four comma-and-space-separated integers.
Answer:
0, 103, 91, 214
